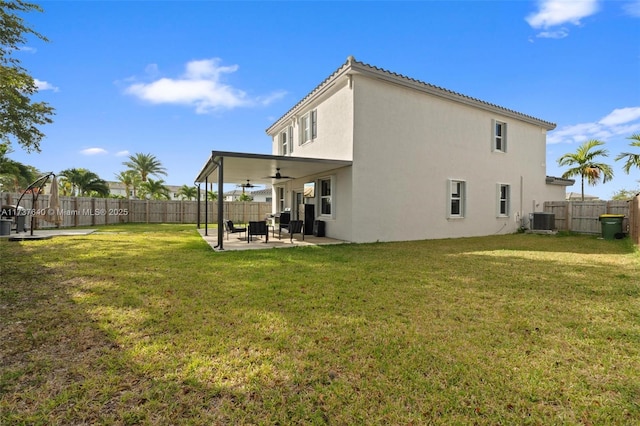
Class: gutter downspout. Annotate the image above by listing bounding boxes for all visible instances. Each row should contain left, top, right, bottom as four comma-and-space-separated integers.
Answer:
520, 175, 524, 227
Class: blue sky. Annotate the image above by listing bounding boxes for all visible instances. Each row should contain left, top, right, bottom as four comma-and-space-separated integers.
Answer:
8, 0, 640, 198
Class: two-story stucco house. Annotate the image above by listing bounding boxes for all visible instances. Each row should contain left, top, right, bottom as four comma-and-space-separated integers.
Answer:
195, 56, 572, 244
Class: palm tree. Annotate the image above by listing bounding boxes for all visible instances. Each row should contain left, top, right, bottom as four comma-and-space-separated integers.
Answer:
58, 179, 73, 196
122, 153, 167, 182
139, 178, 170, 200
176, 184, 197, 200
59, 168, 109, 197
207, 190, 217, 201
615, 133, 640, 175
58, 168, 84, 196
557, 139, 614, 201
115, 170, 141, 199
75, 170, 109, 197
237, 193, 253, 202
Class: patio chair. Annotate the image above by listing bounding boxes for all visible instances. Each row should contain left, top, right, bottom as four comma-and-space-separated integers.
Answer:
248, 221, 269, 243
278, 211, 291, 234
280, 220, 304, 242
224, 220, 246, 240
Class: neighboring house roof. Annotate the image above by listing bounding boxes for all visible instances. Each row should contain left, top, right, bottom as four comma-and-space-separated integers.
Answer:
266, 55, 556, 134
249, 188, 272, 196
223, 188, 271, 201
566, 192, 599, 200
107, 181, 186, 199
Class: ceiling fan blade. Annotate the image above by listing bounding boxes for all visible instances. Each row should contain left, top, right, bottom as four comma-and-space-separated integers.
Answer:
265, 168, 294, 179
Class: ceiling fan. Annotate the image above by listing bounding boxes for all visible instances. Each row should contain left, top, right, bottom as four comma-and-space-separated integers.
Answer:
237, 180, 256, 193
266, 168, 294, 179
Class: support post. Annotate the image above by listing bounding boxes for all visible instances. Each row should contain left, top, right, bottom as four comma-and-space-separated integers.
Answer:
204, 177, 208, 236
196, 183, 201, 229
216, 157, 225, 250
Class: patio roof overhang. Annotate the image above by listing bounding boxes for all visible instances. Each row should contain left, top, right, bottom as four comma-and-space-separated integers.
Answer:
194, 150, 352, 251
194, 151, 353, 185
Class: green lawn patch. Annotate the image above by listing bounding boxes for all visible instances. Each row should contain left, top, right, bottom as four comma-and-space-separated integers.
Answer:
1, 224, 639, 424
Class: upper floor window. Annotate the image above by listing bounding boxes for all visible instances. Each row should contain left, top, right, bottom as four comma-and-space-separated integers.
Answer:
280, 130, 288, 155
497, 184, 510, 216
448, 179, 465, 218
493, 120, 507, 152
280, 127, 292, 155
300, 109, 317, 144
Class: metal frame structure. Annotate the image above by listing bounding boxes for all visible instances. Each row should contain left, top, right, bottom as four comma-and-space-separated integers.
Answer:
194, 151, 351, 250
15, 172, 56, 236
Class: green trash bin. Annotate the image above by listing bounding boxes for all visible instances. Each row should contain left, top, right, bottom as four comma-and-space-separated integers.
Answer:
598, 214, 625, 240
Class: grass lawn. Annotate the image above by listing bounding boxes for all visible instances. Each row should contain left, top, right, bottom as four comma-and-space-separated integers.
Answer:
1, 224, 639, 425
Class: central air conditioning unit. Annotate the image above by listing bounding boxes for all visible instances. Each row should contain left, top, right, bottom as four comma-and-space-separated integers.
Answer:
530, 212, 555, 231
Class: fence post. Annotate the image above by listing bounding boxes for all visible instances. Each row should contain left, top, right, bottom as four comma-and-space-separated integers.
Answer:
71, 197, 75, 227
631, 195, 640, 246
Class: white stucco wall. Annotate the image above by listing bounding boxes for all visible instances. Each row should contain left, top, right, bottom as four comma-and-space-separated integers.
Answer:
266, 66, 563, 243
267, 77, 355, 240
270, 77, 354, 161
349, 75, 557, 243
270, 166, 352, 241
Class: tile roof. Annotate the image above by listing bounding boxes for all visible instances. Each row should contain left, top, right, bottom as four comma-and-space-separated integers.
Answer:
266, 56, 556, 133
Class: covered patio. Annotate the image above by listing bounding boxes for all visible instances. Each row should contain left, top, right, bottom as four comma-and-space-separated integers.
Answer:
194, 151, 352, 251
197, 227, 346, 251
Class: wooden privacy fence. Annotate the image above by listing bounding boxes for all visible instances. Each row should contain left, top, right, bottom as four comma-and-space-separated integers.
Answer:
544, 199, 639, 243
0, 192, 271, 229
630, 196, 640, 245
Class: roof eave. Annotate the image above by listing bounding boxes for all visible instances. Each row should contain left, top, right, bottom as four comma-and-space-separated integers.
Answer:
265, 56, 557, 134
546, 176, 575, 186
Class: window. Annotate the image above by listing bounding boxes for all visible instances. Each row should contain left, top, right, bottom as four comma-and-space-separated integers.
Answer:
300, 109, 317, 144
498, 184, 510, 216
278, 187, 285, 212
279, 126, 293, 155
449, 180, 465, 218
280, 130, 288, 155
280, 126, 293, 155
493, 120, 507, 152
319, 177, 332, 216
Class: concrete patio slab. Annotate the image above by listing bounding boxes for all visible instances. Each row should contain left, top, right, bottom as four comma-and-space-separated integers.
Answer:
197, 228, 347, 251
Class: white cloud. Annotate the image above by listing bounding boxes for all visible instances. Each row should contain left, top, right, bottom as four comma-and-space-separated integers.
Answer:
535, 28, 570, 39
598, 107, 640, 126
115, 150, 130, 157
548, 106, 640, 144
34, 79, 59, 92
80, 148, 108, 155
623, 0, 640, 17
124, 58, 286, 114
526, 0, 600, 29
